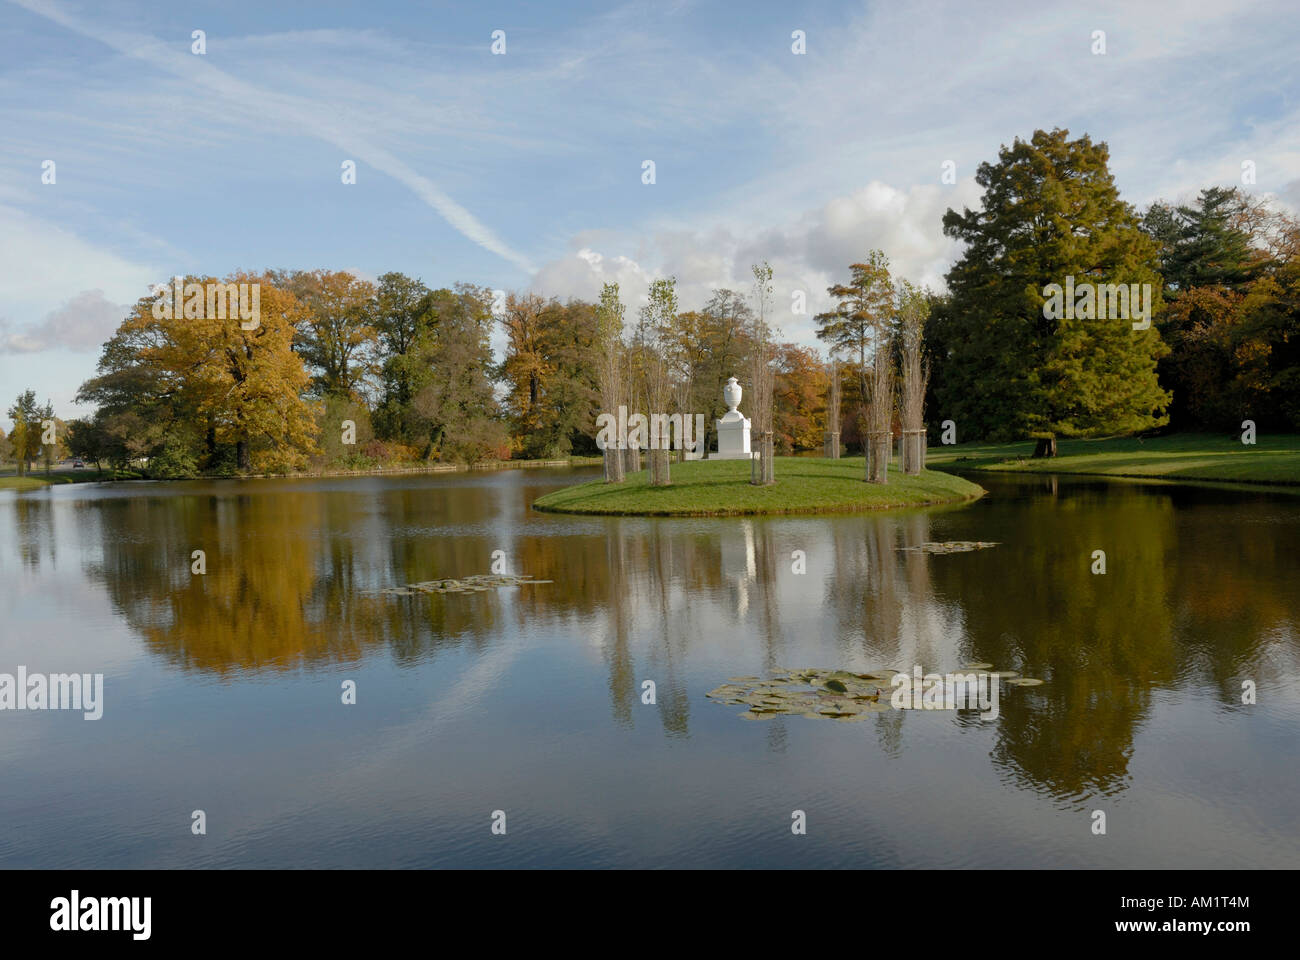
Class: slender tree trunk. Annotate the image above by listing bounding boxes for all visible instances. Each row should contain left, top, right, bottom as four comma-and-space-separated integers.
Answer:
902, 429, 925, 475
868, 431, 890, 483
237, 439, 251, 471
649, 447, 670, 486
603, 446, 625, 483
763, 432, 774, 484
824, 431, 840, 459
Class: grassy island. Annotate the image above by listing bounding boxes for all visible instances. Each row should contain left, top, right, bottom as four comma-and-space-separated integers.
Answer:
532, 457, 985, 516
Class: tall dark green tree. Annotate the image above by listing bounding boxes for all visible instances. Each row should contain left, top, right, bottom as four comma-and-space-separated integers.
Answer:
372, 272, 436, 442
1143, 188, 1300, 429
1144, 187, 1259, 294
939, 128, 1170, 452
405, 284, 508, 462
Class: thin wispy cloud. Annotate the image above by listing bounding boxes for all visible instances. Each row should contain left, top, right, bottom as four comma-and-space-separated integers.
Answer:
6, 0, 537, 274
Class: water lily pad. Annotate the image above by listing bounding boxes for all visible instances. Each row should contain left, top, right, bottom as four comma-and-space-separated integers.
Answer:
1006, 677, 1044, 686
899, 541, 1000, 554
962, 662, 993, 670
710, 668, 902, 723
385, 572, 554, 597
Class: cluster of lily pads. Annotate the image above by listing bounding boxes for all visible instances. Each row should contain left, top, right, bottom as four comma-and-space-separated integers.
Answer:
382, 574, 552, 597
960, 662, 1044, 686
707, 668, 897, 722
709, 664, 1046, 722
898, 541, 1000, 554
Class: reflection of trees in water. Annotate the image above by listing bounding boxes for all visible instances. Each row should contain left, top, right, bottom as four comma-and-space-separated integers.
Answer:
752, 521, 788, 754
6, 495, 58, 571
601, 520, 636, 724
937, 484, 1182, 802
824, 515, 907, 668
68, 477, 1300, 792
1165, 496, 1300, 699
88, 491, 396, 673
649, 525, 691, 738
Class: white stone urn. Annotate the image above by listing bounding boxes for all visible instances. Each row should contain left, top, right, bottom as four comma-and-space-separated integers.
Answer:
713, 377, 752, 459
723, 377, 742, 413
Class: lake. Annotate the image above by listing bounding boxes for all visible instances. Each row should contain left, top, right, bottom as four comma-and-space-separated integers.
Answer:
1, 467, 1297, 868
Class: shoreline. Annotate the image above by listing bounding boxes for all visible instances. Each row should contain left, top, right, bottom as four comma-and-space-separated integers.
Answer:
0, 456, 603, 489
924, 433, 1300, 488
532, 458, 986, 517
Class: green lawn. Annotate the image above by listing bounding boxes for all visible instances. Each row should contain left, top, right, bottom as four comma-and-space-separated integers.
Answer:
0, 475, 53, 491
925, 433, 1300, 485
532, 456, 985, 516
0, 468, 141, 488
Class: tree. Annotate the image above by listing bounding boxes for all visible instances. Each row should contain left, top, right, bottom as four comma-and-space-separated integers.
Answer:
824, 354, 842, 458
372, 272, 436, 443
1143, 188, 1300, 430
406, 285, 508, 463
815, 250, 894, 466
1144, 187, 1259, 294
595, 282, 627, 482
271, 269, 378, 400
499, 294, 600, 459
78, 274, 319, 473
748, 262, 777, 484
7, 390, 49, 476
939, 128, 1170, 453
636, 278, 678, 486
773, 343, 828, 453
66, 418, 105, 472
896, 280, 931, 474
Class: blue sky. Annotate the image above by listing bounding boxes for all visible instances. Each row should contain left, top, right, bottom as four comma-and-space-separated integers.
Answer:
2, 0, 1298, 419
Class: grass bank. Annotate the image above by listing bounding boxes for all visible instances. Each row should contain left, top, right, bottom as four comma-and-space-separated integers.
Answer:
0, 470, 142, 489
532, 456, 985, 516
924, 433, 1300, 485
0, 457, 601, 487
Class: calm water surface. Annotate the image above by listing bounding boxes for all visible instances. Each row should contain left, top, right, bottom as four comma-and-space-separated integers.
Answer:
1, 467, 1297, 868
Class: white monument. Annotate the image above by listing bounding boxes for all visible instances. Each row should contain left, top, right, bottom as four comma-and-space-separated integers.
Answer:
712, 377, 752, 460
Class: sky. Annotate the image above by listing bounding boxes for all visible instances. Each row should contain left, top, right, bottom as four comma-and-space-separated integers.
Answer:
2, 0, 1298, 420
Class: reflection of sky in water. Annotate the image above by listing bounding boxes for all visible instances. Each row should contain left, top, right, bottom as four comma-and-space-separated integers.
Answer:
0, 470, 1297, 868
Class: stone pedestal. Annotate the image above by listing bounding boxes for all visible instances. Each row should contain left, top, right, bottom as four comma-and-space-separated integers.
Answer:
712, 377, 752, 460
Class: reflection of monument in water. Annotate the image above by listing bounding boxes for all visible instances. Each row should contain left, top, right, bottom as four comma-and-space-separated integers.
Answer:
711, 377, 752, 460
720, 519, 756, 616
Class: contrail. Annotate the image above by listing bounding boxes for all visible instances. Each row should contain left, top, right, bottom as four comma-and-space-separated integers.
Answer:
8, 0, 537, 274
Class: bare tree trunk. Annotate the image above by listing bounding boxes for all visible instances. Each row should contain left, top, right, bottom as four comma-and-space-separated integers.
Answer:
826, 359, 841, 460
1032, 437, 1057, 458
901, 429, 925, 475
763, 432, 774, 484
650, 447, 670, 485
624, 444, 640, 474
867, 431, 890, 483
604, 445, 625, 482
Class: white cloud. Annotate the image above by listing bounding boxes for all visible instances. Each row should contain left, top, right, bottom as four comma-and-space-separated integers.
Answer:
531, 177, 983, 348
0, 289, 125, 354
0, 203, 154, 332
